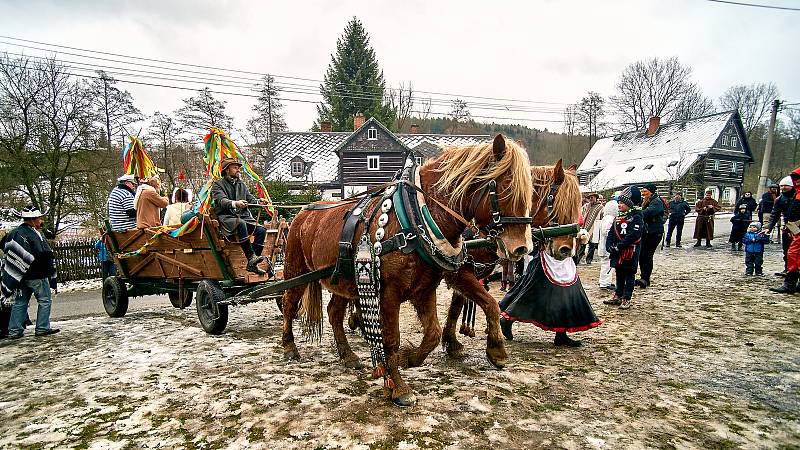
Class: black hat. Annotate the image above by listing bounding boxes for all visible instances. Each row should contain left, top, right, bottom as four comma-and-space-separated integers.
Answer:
642, 183, 657, 195
618, 186, 642, 208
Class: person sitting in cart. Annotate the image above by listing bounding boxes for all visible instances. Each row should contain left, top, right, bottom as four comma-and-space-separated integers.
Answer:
212, 157, 271, 276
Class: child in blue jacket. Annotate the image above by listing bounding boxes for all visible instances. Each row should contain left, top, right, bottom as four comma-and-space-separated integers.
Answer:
742, 222, 770, 276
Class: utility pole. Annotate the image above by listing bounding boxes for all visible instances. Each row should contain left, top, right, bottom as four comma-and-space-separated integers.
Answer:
757, 99, 781, 198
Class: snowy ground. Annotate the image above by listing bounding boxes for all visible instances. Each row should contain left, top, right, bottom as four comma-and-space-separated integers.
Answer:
1, 243, 798, 449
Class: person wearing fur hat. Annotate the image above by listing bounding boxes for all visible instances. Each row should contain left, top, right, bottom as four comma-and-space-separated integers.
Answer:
742, 222, 770, 276
1, 206, 60, 339
765, 176, 795, 276
212, 157, 270, 275
603, 186, 644, 309
729, 205, 752, 251
134, 175, 169, 229
636, 183, 665, 288
693, 191, 721, 247
768, 168, 800, 294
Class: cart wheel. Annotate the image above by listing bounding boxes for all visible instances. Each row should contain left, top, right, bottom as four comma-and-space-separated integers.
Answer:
168, 290, 193, 308
102, 276, 129, 318
195, 280, 228, 335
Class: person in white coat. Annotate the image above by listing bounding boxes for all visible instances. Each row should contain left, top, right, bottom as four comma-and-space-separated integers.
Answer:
598, 193, 620, 290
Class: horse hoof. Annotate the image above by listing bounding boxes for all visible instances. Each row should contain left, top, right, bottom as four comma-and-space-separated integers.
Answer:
392, 393, 417, 407
444, 342, 465, 359
487, 354, 507, 369
284, 349, 300, 361
344, 358, 364, 370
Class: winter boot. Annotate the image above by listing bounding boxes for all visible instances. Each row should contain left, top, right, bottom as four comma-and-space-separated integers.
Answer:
705, 240, 712, 248
730, 242, 736, 251
769, 272, 798, 294
499, 316, 514, 340
693, 240, 702, 247
554, 331, 582, 347
603, 295, 622, 305
738, 243, 743, 251
246, 255, 267, 275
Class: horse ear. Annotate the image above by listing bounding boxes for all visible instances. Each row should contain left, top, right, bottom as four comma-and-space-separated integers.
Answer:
566, 163, 577, 173
492, 134, 506, 160
553, 159, 565, 184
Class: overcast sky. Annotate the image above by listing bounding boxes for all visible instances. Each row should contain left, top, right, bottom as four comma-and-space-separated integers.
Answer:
1, 0, 798, 138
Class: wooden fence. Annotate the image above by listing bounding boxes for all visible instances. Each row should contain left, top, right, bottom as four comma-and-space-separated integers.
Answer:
50, 238, 102, 282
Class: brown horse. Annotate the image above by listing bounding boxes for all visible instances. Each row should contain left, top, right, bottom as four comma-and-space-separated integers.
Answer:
280, 135, 533, 406
441, 162, 582, 362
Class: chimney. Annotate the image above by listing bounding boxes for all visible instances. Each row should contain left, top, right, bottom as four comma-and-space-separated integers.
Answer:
320, 121, 332, 132
353, 112, 365, 131
410, 123, 419, 134
647, 116, 660, 137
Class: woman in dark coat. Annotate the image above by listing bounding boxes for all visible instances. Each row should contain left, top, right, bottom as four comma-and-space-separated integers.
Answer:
735, 192, 758, 214
729, 205, 752, 251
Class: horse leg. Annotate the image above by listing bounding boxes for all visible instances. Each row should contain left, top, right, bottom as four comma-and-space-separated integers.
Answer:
280, 284, 304, 360
328, 294, 364, 369
453, 272, 508, 369
400, 289, 442, 369
442, 291, 466, 359
380, 291, 415, 407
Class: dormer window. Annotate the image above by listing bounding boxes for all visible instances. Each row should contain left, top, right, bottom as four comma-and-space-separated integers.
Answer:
415, 156, 423, 166
722, 135, 728, 146
667, 160, 678, 167
367, 128, 377, 140
644, 164, 654, 170
291, 160, 304, 177
625, 166, 635, 172
593, 159, 601, 167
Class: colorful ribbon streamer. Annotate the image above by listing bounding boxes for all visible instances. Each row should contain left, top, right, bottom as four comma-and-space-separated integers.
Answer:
123, 136, 160, 179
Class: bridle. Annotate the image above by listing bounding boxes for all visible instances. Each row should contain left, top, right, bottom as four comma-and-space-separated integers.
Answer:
468, 179, 535, 241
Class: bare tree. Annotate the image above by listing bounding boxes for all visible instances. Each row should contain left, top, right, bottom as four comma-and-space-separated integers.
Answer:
719, 82, 779, 138
784, 108, 800, 167
389, 82, 415, 131
563, 104, 578, 152
176, 87, 234, 137
0, 55, 98, 237
577, 92, 605, 148
89, 70, 143, 149
673, 84, 716, 121
611, 57, 696, 130
448, 99, 471, 133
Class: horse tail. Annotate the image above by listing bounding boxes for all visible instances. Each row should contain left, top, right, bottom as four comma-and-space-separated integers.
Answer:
298, 280, 323, 342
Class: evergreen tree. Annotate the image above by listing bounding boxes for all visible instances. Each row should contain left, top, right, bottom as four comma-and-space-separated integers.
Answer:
247, 75, 287, 145
316, 17, 395, 131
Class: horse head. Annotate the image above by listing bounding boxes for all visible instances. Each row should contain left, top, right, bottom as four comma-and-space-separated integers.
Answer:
531, 161, 581, 260
428, 134, 533, 261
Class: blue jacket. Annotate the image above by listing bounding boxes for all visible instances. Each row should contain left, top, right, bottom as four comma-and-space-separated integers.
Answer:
742, 231, 770, 253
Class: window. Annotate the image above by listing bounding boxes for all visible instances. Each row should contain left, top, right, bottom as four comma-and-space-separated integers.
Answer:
731, 161, 740, 173
291, 161, 304, 177
722, 135, 728, 146
367, 128, 377, 140
625, 166, 635, 172
667, 160, 678, 167
731, 137, 738, 147
712, 159, 720, 171
367, 155, 380, 170
644, 164, 654, 170
414, 156, 422, 166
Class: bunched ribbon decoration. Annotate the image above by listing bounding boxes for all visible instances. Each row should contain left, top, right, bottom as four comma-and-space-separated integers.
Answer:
123, 136, 160, 179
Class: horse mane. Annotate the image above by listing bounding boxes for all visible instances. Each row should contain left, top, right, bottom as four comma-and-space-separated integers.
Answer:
531, 164, 581, 224
429, 139, 532, 213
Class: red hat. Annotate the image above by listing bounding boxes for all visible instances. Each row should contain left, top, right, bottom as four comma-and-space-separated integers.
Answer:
791, 167, 800, 179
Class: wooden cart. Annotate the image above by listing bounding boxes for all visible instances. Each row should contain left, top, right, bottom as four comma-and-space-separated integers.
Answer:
102, 216, 302, 334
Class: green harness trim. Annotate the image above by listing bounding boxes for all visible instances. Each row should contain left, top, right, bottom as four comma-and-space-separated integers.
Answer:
392, 185, 436, 267
421, 205, 445, 240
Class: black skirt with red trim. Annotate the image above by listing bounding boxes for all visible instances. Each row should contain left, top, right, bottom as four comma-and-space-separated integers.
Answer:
499, 251, 601, 333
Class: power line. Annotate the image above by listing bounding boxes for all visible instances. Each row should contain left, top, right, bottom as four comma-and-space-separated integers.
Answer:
0, 35, 571, 106
705, 0, 800, 11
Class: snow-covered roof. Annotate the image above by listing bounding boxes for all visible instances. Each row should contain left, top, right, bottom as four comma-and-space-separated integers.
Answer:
264, 124, 489, 184
579, 111, 752, 192
264, 132, 349, 184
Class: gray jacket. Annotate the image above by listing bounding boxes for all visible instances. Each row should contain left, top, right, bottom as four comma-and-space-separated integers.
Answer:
211, 176, 257, 236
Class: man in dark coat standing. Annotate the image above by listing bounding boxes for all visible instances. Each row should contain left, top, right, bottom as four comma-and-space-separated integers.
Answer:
636, 183, 664, 288
735, 191, 758, 215
666, 192, 691, 247
1, 206, 60, 339
759, 184, 779, 225
768, 168, 800, 294
766, 176, 795, 276
211, 157, 270, 275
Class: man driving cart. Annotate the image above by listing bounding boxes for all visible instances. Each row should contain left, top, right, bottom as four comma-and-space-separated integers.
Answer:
212, 157, 272, 276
